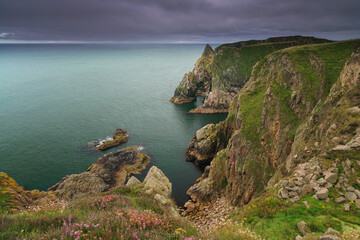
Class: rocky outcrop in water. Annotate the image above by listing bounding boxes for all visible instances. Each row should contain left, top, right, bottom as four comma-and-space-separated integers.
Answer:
95, 128, 128, 151
48, 146, 149, 200
171, 36, 331, 114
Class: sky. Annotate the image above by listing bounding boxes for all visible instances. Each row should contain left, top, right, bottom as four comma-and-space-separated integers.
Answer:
0, 0, 359, 43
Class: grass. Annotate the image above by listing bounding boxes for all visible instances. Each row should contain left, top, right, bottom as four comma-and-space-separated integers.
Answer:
0, 186, 201, 240
288, 39, 360, 106
0, 187, 13, 213
231, 193, 360, 240
239, 82, 266, 144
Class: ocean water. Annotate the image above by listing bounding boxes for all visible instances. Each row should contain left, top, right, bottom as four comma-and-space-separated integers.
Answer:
0, 44, 226, 204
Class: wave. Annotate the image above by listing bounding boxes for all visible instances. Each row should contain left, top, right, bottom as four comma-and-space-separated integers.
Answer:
89, 136, 113, 147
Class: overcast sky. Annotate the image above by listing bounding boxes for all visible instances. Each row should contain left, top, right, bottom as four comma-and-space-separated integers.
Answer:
0, 0, 359, 43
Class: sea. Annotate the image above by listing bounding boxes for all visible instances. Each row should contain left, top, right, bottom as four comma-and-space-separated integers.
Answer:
0, 43, 226, 204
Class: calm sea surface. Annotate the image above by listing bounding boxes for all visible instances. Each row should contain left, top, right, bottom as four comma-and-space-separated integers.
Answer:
0, 44, 225, 204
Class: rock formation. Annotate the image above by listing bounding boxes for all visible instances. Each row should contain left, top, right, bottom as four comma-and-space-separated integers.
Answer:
185, 40, 360, 208
48, 146, 149, 200
185, 122, 231, 166
125, 166, 180, 218
0, 172, 57, 210
171, 36, 331, 114
95, 128, 128, 151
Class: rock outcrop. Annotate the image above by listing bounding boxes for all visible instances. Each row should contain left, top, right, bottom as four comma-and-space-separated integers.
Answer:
95, 128, 128, 151
185, 122, 231, 166
0, 172, 56, 210
171, 36, 331, 113
185, 40, 360, 207
48, 146, 149, 200
142, 166, 180, 218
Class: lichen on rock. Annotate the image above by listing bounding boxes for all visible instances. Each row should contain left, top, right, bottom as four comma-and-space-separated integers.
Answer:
48, 146, 150, 200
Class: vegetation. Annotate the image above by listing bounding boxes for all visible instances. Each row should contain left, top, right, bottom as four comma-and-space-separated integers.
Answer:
0, 185, 201, 240
288, 39, 360, 105
230, 192, 360, 240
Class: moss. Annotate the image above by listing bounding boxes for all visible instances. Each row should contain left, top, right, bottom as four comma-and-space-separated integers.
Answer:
239, 82, 266, 144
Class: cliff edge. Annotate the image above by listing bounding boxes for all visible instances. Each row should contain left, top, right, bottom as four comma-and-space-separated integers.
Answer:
171, 36, 331, 114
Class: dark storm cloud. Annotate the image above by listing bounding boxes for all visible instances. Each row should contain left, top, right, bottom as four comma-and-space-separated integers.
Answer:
0, 0, 359, 42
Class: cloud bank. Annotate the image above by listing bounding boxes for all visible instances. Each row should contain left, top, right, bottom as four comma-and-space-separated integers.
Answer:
0, 0, 359, 42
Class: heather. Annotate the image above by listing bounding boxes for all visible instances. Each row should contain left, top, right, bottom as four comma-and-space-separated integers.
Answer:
0, 186, 201, 240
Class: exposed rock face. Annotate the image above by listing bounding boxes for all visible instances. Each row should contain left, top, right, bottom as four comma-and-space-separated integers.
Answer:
171, 36, 331, 113
186, 121, 233, 166
95, 128, 128, 151
144, 166, 172, 198
185, 40, 360, 206
0, 172, 56, 210
126, 176, 141, 186
48, 147, 150, 200
143, 166, 180, 218
170, 44, 213, 104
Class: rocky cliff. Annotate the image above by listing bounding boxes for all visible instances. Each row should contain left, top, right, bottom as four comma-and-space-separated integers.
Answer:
185, 39, 360, 206
48, 146, 149, 200
170, 36, 331, 113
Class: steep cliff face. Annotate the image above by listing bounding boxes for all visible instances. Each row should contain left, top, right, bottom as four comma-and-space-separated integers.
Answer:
171, 36, 331, 113
186, 39, 360, 206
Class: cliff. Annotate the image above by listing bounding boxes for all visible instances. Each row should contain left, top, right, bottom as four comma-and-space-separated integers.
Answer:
170, 36, 331, 113
184, 39, 360, 239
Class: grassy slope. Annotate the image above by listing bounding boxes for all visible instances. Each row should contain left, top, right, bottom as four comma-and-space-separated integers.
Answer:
0, 184, 199, 240
221, 39, 360, 239
239, 39, 360, 146
208, 41, 312, 91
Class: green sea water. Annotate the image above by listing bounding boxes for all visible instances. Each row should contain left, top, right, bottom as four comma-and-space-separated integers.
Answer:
0, 44, 225, 204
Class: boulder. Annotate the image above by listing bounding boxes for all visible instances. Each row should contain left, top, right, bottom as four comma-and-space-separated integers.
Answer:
334, 196, 346, 203
344, 204, 350, 212
319, 235, 340, 240
279, 188, 289, 199
355, 199, 360, 209
324, 172, 338, 184
297, 221, 308, 235
154, 194, 167, 205
289, 196, 300, 202
316, 188, 329, 200
345, 192, 357, 202
354, 189, 360, 198
317, 178, 327, 186
144, 166, 172, 198
324, 228, 340, 236
184, 201, 196, 212
126, 176, 141, 186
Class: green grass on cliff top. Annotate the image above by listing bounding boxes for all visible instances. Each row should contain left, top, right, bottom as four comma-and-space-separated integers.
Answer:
288, 39, 360, 105
209, 41, 313, 90
231, 193, 360, 240
237, 39, 360, 145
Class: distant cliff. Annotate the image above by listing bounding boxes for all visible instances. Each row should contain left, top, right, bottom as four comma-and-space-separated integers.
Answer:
170, 36, 331, 113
